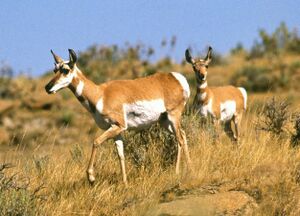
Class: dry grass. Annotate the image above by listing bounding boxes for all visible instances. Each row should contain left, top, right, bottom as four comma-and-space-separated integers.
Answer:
1, 95, 300, 215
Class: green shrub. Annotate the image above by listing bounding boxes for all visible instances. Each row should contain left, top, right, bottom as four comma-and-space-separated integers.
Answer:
256, 97, 289, 135
291, 114, 300, 147
289, 61, 300, 72
0, 163, 44, 215
33, 155, 49, 177
0, 63, 13, 99
231, 66, 274, 92
124, 122, 177, 169
58, 111, 74, 126
70, 144, 84, 164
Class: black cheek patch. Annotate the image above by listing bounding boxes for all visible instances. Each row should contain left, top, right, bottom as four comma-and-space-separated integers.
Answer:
88, 102, 96, 113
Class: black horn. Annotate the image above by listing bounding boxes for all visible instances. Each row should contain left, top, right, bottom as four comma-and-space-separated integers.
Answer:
51, 50, 63, 64
68, 49, 77, 65
185, 49, 195, 64
205, 46, 212, 63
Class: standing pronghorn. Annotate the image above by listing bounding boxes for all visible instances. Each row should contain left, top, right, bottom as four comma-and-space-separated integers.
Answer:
185, 46, 247, 141
45, 49, 192, 185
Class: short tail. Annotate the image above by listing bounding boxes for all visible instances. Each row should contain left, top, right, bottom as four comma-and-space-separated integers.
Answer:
238, 87, 247, 110
171, 72, 191, 101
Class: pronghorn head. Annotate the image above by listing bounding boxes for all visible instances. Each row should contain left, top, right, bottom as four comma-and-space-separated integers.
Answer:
45, 49, 78, 94
185, 46, 212, 82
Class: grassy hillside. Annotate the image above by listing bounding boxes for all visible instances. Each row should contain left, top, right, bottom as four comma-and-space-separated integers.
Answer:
1, 23, 300, 215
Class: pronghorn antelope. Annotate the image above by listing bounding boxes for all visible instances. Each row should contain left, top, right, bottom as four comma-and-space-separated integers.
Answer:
45, 49, 192, 185
185, 46, 247, 141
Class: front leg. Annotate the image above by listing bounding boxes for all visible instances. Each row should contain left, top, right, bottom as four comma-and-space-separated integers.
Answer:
87, 124, 124, 185
212, 118, 221, 141
114, 135, 127, 186
191, 94, 200, 114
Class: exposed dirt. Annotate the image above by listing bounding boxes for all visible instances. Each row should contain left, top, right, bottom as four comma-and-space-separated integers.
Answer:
147, 190, 257, 216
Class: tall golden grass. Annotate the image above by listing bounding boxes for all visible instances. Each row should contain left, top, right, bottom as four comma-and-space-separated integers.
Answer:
1, 92, 300, 215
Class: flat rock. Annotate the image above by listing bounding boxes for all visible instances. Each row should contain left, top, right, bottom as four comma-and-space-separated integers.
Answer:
23, 91, 59, 110
0, 127, 10, 145
0, 100, 15, 115
146, 191, 257, 216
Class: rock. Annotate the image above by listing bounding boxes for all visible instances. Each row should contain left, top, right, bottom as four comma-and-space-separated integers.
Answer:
146, 191, 257, 216
22, 118, 51, 133
23, 91, 59, 110
2, 117, 15, 130
0, 100, 15, 115
11, 117, 52, 146
0, 127, 10, 145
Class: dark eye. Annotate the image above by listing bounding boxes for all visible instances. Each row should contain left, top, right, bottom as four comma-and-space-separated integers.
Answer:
61, 68, 69, 74
205, 65, 208, 69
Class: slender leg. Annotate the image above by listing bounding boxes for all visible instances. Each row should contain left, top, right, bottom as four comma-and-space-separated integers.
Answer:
175, 143, 182, 174
114, 135, 127, 186
169, 113, 193, 174
233, 113, 242, 142
159, 113, 174, 134
87, 125, 124, 184
178, 128, 193, 172
212, 118, 221, 141
224, 120, 235, 141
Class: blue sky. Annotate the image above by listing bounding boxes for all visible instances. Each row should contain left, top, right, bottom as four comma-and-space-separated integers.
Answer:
0, 0, 298, 76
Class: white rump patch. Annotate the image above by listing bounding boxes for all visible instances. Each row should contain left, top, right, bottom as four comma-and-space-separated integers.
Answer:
124, 99, 166, 129
238, 87, 247, 109
171, 72, 190, 99
220, 100, 236, 122
75, 81, 84, 96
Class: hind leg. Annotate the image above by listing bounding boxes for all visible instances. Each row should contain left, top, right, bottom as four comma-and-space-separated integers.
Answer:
161, 110, 193, 174
159, 112, 175, 134
159, 113, 182, 173
224, 120, 235, 141
233, 113, 242, 141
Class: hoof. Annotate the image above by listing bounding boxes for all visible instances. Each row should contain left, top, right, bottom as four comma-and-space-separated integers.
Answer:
87, 169, 95, 185
88, 175, 95, 185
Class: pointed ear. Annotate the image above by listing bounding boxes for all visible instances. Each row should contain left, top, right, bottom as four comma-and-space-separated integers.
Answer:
185, 49, 195, 64
205, 46, 212, 64
68, 49, 77, 66
51, 50, 63, 64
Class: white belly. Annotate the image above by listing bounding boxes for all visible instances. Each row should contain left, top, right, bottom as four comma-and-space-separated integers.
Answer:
220, 100, 236, 122
124, 99, 166, 129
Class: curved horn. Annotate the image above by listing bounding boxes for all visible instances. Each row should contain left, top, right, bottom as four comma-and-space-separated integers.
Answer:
51, 50, 63, 64
68, 49, 77, 65
185, 49, 195, 64
205, 46, 212, 63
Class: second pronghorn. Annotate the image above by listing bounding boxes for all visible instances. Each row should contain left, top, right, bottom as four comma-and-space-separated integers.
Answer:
185, 46, 247, 141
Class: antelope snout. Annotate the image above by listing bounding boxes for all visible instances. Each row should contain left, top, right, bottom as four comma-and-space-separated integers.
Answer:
45, 81, 55, 94
197, 73, 205, 81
